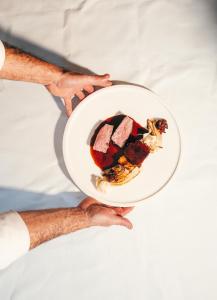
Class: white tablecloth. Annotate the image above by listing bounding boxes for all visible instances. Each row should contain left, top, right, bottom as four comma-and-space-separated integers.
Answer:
0, 0, 217, 299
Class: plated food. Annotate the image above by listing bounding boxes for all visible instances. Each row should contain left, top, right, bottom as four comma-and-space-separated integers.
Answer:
63, 85, 180, 206
90, 114, 168, 192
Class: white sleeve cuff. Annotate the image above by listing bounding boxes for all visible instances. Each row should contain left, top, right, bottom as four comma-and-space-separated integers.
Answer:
0, 211, 30, 269
0, 40, 5, 70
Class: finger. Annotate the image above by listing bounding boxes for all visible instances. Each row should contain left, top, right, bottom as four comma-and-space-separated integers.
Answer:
88, 74, 112, 87
95, 204, 133, 216
112, 215, 133, 230
84, 85, 94, 93
76, 90, 85, 100
63, 97, 73, 117
120, 207, 134, 216
114, 207, 134, 216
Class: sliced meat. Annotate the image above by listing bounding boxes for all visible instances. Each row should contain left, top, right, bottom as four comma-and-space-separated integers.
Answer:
111, 116, 133, 148
93, 124, 114, 153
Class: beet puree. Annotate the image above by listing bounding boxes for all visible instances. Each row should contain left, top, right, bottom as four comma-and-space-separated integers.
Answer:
90, 114, 149, 170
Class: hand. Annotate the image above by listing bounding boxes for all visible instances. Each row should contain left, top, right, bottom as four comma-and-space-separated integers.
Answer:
46, 72, 112, 117
79, 197, 133, 230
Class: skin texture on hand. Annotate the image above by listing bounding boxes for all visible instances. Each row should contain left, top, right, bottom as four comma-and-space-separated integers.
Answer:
80, 197, 133, 229
19, 207, 88, 249
19, 197, 133, 250
0, 45, 62, 84
46, 73, 112, 117
0, 43, 112, 117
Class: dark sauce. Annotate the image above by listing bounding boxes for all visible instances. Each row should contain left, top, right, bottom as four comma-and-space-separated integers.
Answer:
90, 114, 148, 170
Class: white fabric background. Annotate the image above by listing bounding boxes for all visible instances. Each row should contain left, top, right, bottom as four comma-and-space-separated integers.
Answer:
0, 0, 217, 299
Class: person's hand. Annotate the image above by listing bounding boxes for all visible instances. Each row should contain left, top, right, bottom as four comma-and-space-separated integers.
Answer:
46, 72, 112, 117
79, 197, 133, 230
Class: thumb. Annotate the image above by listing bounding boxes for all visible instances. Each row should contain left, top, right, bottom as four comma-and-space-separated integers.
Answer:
113, 215, 133, 230
87, 74, 112, 87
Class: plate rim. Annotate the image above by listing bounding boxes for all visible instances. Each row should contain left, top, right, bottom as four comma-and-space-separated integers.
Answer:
63, 84, 181, 207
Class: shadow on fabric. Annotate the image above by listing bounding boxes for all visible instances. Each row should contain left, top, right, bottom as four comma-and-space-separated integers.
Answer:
0, 187, 86, 213
0, 27, 95, 181
0, 28, 150, 183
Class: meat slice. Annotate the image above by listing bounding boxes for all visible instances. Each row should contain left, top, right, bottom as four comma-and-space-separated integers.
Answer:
111, 116, 133, 148
93, 124, 114, 153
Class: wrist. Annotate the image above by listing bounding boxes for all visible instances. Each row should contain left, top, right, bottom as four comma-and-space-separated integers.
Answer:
48, 66, 63, 85
67, 207, 91, 232
77, 207, 92, 229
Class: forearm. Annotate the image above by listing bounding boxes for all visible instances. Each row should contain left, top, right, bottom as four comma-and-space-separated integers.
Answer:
19, 207, 89, 249
0, 43, 63, 84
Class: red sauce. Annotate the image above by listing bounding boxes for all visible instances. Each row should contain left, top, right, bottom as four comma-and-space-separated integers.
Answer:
90, 114, 148, 170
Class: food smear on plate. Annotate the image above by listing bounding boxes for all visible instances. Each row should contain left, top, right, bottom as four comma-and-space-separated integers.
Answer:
90, 114, 168, 192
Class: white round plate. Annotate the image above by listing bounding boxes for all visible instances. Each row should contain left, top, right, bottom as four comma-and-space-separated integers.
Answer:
63, 85, 181, 207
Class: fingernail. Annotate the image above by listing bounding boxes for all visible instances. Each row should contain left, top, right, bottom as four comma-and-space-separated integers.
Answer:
128, 224, 133, 230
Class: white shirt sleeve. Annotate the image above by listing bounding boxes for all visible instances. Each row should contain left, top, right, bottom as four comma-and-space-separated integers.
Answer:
0, 40, 5, 70
0, 211, 30, 269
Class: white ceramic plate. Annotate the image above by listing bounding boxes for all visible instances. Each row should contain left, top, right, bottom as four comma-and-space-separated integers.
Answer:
63, 85, 181, 206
